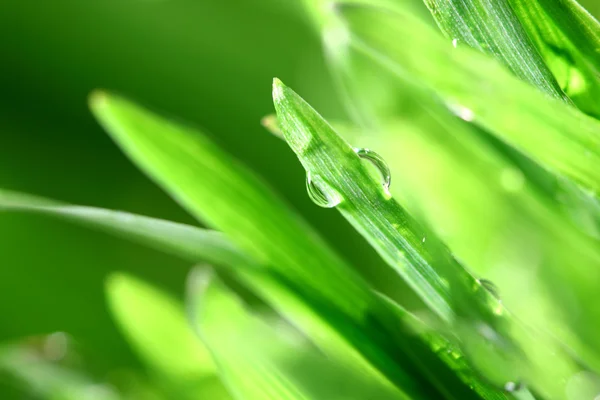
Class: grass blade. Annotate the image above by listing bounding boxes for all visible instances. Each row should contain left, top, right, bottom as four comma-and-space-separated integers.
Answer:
0, 189, 248, 268
90, 91, 491, 399
507, 0, 600, 116
333, 3, 600, 196
273, 78, 581, 399
188, 271, 407, 400
422, 0, 567, 101
105, 273, 219, 386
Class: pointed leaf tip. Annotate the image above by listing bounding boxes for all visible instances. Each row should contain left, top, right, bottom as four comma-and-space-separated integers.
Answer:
88, 89, 109, 112
272, 78, 285, 101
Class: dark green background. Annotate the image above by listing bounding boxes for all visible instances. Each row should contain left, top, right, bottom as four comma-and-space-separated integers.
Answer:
1, 0, 598, 379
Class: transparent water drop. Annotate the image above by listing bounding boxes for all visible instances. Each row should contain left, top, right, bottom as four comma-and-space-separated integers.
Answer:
452, 38, 459, 48
306, 172, 341, 208
478, 279, 500, 299
504, 381, 523, 393
354, 148, 391, 196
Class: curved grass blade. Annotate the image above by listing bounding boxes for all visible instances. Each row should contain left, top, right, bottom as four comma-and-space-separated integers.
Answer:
332, 3, 600, 196
90, 92, 492, 399
507, 0, 600, 117
273, 78, 582, 399
0, 189, 249, 268
188, 271, 407, 400
422, 0, 567, 101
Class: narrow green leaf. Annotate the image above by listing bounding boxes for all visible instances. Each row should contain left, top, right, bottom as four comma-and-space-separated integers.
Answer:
333, 3, 600, 196
188, 271, 406, 400
273, 78, 581, 399
274, 77, 484, 323
507, 0, 600, 116
422, 0, 568, 101
0, 189, 249, 268
106, 273, 217, 382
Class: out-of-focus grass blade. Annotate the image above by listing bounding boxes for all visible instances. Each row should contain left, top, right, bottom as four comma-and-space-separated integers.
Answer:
273, 78, 581, 399
507, 0, 600, 116
90, 91, 369, 321
422, 0, 567, 101
321, 3, 600, 370
90, 92, 489, 399
0, 346, 121, 400
0, 189, 249, 268
188, 271, 406, 400
105, 273, 217, 383
333, 3, 600, 196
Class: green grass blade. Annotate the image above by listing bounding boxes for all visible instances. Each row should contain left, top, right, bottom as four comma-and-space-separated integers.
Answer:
273, 78, 581, 399
90, 91, 490, 399
422, 0, 567, 101
188, 271, 407, 400
274, 78, 484, 323
105, 273, 219, 386
89, 91, 369, 321
333, 3, 600, 196
506, 0, 600, 117
0, 189, 248, 267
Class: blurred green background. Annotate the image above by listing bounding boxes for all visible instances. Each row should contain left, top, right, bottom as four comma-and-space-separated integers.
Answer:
1, 0, 599, 392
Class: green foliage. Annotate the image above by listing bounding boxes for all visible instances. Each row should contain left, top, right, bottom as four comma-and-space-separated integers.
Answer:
2, 0, 600, 399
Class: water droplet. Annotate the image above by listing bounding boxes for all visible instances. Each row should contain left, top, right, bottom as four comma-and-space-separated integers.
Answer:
504, 381, 523, 392
354, 148, 391, 197
306, 172, 341, 208
478, 279, 500, 299
422, 237, 426, 243
452, 38, 459, 48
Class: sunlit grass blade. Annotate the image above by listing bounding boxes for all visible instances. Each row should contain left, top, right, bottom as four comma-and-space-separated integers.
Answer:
90, 91, 490, 399
332, 3, 600, 197
507, 0, 600, 116
105, 273, 219, 386
0, 189, 249, 268
188, 271, 407, 400
422, 0, 567, 101
273, 78, 582, 399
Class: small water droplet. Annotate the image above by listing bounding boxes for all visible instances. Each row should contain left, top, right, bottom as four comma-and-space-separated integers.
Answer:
354, 148, 391, 197
306, 172, 341, 208
504, 381, 523, 392
452, 38, 459, 48
422, 237, 426, 243
478, 279, 500, 299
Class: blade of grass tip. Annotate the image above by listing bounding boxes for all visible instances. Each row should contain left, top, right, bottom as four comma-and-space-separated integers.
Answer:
332, 3, 600, 197
0, 189, 250, 268
187, 270, 408, 400
421, 0, 569, 102
273, 78, 581, 399
506, 0, 600, 117
106, 273, 219, 384
90, 91, 489, 399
